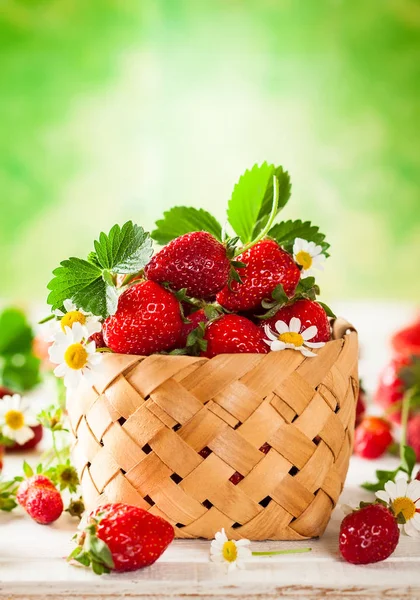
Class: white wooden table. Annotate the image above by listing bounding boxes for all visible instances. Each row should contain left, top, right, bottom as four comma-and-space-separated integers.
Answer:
1, 451, 419, 599
1, 302, 419, 599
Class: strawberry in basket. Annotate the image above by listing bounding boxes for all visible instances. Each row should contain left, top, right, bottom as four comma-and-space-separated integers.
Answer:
45, 162, 335, 387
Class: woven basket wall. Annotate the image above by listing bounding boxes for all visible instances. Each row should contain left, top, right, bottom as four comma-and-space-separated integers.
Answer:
68, 318, 358, 541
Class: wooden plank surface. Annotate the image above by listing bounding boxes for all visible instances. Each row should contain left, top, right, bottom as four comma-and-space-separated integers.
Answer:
0, 453, 419, 599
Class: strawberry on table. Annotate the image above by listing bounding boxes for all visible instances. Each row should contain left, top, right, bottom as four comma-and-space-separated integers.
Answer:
339, 504, 399, 565
201, 314, 269, 358
375, 355, 418, 424
103, 281, 183, 355
17, 474, 63, 524
69, 503, 174, 574
391, 317, 420, 357
354, 416, 393, 459
216, 239, 300, 312
145, 231, 231, 298
262, 299, 331, 343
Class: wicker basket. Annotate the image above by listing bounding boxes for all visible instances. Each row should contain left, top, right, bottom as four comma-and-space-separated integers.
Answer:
68, 318, 358, 541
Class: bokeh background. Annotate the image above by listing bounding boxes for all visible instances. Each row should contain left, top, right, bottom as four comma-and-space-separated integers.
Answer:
1, 0, 420, 307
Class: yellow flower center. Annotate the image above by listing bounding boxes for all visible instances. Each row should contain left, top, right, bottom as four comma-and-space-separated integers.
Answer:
392, 497, 416, 521
222, 540, 238, 563
4, 410, 25, 430
64, 343, 88, 370
278, 331, 304, 347
61, 311, 86, 332
295, 250, 313, 270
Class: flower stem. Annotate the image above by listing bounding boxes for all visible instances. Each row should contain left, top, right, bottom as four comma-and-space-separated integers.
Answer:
51, 429, 62, 464
252, 548, 312, 556
234, 175, 280, 257
38, 314, 55, 324
400, 388, 413, 462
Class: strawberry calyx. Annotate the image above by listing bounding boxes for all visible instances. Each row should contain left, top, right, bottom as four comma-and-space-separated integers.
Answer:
69, 522, 115, 575
257, 277, 335, 321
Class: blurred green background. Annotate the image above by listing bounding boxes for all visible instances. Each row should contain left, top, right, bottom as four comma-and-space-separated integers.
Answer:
1, 0, 419, 306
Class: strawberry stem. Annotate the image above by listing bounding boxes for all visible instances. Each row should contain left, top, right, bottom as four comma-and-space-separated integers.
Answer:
234, 175, 280, 257
252, 548, 312, 556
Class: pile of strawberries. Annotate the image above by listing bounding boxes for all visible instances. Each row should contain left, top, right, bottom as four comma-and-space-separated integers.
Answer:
100, 232, 331, 358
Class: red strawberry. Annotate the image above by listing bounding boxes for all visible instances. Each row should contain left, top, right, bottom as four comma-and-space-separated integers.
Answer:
145, 232, 230, 298
391, 317, 420, 357
0, 387, 13, 399
407, 414, 420, 461
201, 314, 269, 358
9, 423, 43, 451
17, 474, 56, 508
375, 356, 413, 424
0, 445, 4, 473
262, 299, 331, 343
354, 416, 393, 459
103, 281, 183, 355
177, 308, 208, 347
216, 239, 300, 312
70, 503, 174, 573
89, 331, 106, 349
339, 504, 399, 564
355, 385, 367, 426
25, 484, 63, 524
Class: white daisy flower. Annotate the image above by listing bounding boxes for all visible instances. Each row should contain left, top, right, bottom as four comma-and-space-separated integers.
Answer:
0, 394, 38, 445
376, 478, 420, 537
293, 238, 326, 277
263, 317, 325, 357
210, 528, 252, 572
47, 299, 102, 339
48, 322, 102, 389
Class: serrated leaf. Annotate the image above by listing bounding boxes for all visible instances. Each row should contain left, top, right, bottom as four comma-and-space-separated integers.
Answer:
47, 258, 118, 319
151, 207, 223, 245
94, 221, 153, 274
268, 220, 330, 256
227, 163, 274, 244
252, 166, 291, 239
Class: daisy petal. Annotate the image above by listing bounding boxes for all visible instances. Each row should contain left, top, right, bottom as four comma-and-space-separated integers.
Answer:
300, 347, 317, 358
404, 519, 420, 538
305, 341, 325, 348
289, 317, 301, 333
270, 340, 286, 352
384, 480, 397, 500
407, 480, 420, 500
301, 326, 317, 341
396, 478, 409, 498
375, 490, 390, 503
274, 320, 289, 335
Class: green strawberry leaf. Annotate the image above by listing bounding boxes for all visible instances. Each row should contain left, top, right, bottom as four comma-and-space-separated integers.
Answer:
151, 207, 223, 245
251, 166, 291, 239
227, 163, 278, 244
317, 301, 337, 319
400, 445, 416, 477
94, 222, 153, 274
48, 222, 150, 319
268, 219, 330, 256
23, 461, 34, 478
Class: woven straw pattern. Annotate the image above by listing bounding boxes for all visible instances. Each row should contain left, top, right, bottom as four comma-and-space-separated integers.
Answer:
68, 319, 358, 540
